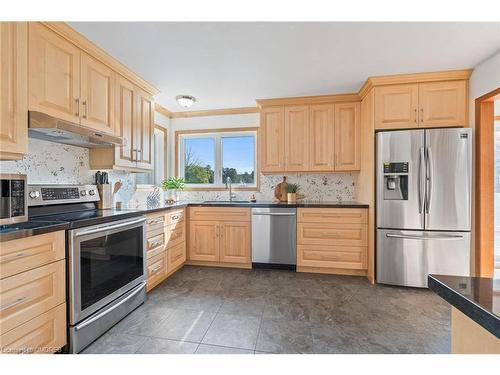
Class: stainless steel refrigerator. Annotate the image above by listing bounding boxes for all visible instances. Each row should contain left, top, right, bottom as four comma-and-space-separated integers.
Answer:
376, 128, 471, 287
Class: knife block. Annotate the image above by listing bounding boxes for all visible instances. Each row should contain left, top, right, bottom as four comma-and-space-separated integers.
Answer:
96, 184, 113, 209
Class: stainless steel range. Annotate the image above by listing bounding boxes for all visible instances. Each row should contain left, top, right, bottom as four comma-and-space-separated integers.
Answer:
28, 184, 147, 353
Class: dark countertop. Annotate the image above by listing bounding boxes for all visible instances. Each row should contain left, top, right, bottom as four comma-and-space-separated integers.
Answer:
428, 275, 500, 339
124, 200, 369, 213
0, 221, 70, 242
0, 200, 368, 242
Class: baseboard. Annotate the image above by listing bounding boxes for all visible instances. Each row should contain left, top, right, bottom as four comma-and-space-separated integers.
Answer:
297, 266, 367, 276
185, 260, 252, 269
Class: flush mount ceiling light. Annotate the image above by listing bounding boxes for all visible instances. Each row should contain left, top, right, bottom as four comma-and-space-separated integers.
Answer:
176, 94, 197, 108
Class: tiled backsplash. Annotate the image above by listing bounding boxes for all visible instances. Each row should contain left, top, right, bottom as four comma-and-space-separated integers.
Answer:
0, 139, 357, 207
0, 139, 136, 204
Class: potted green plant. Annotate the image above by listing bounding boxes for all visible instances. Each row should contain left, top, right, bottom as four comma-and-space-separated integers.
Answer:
161, 177, 186, 202
286, 183, 300, 203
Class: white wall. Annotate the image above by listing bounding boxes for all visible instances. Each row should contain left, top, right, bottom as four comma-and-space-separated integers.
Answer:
468, 50, 500, 274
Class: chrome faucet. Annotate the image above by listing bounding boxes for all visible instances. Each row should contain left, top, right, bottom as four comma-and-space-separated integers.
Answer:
226, 176, 236, 201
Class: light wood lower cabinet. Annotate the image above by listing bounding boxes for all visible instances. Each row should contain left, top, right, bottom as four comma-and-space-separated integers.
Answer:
297, 208, 368, 275
187, 207, 251, 267
0, 230, 66, 354
0, 303, 66, 354
145, 209, 186, 292
0, 22, 28, 160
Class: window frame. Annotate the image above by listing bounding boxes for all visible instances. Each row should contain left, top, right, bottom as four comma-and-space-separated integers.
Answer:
136, 125, 168, 190
175, 127, 259, 191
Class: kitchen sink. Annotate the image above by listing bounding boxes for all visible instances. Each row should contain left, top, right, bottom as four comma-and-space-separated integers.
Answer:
202, 200, 251, 204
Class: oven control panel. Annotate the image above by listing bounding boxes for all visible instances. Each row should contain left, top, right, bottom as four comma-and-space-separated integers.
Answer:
28, 185, 100, 206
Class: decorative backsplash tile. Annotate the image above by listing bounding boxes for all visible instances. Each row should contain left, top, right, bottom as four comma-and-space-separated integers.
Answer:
0, 139, 136, 204
0, 139, 357, 208
179, 173, 357, 202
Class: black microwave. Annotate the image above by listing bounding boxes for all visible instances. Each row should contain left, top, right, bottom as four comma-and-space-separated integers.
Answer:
0, 174, 28, 225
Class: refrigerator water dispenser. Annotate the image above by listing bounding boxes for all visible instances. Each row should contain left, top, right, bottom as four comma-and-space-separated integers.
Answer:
382, 162, 408, 200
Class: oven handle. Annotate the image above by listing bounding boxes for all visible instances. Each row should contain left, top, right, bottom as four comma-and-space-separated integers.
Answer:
74, 217, 146, 237
74, 281, 146, 331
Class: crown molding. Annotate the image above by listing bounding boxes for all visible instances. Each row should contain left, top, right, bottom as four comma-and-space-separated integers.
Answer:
155, 103, 174, 118
41, 22, 160, 96
358, 69, 473, 99
169, 106, 259, 118
256, 93, 360, 107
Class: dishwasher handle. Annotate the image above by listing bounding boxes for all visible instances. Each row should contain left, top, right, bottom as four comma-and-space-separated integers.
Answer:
252, 212, 296, 216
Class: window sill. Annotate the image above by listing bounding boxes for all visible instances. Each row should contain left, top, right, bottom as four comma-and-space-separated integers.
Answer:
184, 186, 259, 192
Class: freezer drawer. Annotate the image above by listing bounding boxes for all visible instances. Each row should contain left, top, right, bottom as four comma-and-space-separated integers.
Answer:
376, 229, 470, 288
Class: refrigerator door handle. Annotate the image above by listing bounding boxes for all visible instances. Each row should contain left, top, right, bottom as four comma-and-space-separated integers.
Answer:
386, 233, 464, 241
425, 147, 432, 214
418, 147, 425, 214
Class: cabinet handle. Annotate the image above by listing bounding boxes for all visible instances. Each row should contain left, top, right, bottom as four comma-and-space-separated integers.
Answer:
82, 100, 87, 119
420, 108, 423, 123
0, 296, 29, 312
148, 217, 164, 225
414, 108, 417, 123
75, 99, 80, 116
1, 252, 30, 263
150, 265, 163, 275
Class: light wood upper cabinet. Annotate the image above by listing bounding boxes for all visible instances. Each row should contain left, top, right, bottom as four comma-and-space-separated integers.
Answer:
334, 102, 360, 171
418, 80, 467, 127
219, 222, 251, 264
374, 80, 467, 129
114, 75, 136, 168
80, 53, 115, 134
374, 84, 418, 129
284, 105, 309, 172
0, 22, 28, 160
135, 87, 154, 169
309, 104, 335, 171
260, 106, 285, 172
28, 23, 80, 124
188, 220, 219, 262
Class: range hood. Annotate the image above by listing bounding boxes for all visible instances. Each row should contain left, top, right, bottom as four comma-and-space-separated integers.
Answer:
28, 111, 123, 148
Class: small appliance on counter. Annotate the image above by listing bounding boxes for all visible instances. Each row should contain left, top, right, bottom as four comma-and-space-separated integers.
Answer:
0, 174, 28, 225
27, 184, 147, 353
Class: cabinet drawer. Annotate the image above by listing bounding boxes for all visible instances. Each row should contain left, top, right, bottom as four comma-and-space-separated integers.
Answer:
297, 223, 367, 247
297, 244, 367, 270
146, 233, 165, 259
147, 252, 167, 288
168, 242, 186, 272
189, 207, 250, 222
297, 208, 367, 224
165, 209, 185, 226
0, 260, 65, 335
0, 231, 65, 279
166, 221, 185, 249
0, 303, 66, 354
146, 213, 166, 233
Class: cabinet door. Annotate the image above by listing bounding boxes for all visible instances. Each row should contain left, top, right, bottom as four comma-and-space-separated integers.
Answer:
334, 102, 360, 171
219, 222, 250, 264
418, 81, 467, 128
309, 104, 334, 171
80, 53, 115, 134
135, 87, 154, 170
374, 84, 418, 129
28, 23, 80, 124
188, 221, 219, 262
0, 22, 27, 160
260, 106, 284, 172
114, 75, 136, 167
284, 105, 309, 171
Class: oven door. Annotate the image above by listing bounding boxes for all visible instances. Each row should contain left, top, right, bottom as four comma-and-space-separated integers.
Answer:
69, 216, 146, 325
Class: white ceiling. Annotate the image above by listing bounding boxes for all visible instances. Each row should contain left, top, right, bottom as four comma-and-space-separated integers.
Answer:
69, 22, 500, 111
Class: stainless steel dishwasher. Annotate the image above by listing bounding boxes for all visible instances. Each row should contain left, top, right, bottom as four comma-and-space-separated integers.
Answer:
251, 207, 296, 269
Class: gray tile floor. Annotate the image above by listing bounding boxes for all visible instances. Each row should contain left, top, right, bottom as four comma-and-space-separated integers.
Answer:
82, 266, 451, 354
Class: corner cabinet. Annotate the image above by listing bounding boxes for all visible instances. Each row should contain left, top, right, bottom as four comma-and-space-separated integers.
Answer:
0, 22, 28, 160
89, 77, 154, 172
374, 80, 468, 130
260, 101, 360, 173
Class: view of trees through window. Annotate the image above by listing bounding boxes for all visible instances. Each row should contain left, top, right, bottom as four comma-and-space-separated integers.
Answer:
182, 133, 255, 186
